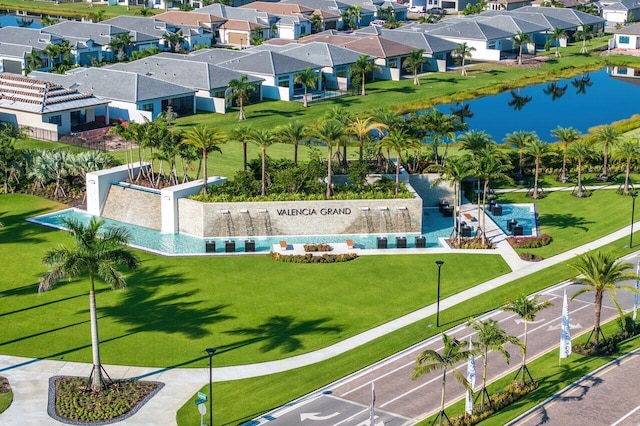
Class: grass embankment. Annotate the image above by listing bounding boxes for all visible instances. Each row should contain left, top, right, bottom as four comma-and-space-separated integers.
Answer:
177, 232, 638, 425
0, 194, 509, 368
0, 2, 151, 19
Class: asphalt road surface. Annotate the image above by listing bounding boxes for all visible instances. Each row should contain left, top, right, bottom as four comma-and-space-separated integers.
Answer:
257, 254, 640, 426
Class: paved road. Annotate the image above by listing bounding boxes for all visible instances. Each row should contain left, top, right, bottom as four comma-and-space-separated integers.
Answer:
512, 349, 640, 426
256, 254, 640, 426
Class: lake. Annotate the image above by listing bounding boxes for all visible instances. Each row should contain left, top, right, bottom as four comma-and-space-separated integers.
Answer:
0, 13, 43, 29
436, 67, 638, 142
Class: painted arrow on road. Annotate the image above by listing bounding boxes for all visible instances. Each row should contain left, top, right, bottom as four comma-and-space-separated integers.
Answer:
515, 318, 545, 324
300, 412, 340, 421
547, 322, 582, 331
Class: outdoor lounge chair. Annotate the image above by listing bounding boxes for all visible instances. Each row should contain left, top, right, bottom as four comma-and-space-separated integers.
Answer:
346, 239, 355, 249
279, 241, 288, 250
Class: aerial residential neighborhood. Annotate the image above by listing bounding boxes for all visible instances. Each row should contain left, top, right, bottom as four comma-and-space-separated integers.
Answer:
0, 0, 639, 425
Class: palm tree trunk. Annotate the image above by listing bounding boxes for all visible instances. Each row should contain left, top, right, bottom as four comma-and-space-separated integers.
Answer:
303, 86, 308, 108
455, 182, 461, 245
533, 159, 540, 199
326, 145, 333, 199
439, 370, 447, 426
481, 179, 489, 246
561, 143, 568, 182
577, 159, 583, 196
594, 290, 603, 347
522, 321, 528, 386
624, 161, 631, 195
518, 46, 523, 65
394, 151, 400, 195
343, 140, 348, 169
89, 279, 103, 392
361, 72, 366, 96
481, 349, 488, 411
239, 99, 245, 121
202, 148, 208, 194
243, 142, 248, 171
261, 147, 266, 196
603, 144, 609, 176
294, 143, 299, 166
358, 137, 364, 162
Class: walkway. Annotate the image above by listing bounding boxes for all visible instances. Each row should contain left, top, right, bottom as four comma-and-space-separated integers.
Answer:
0, 221, 638, 425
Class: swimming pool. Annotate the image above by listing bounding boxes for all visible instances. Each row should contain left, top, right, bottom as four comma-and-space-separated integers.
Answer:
29, 207, 456, 255
486, 204, 536, 236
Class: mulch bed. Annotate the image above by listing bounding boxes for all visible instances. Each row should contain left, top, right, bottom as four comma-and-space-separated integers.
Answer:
0, 376, 10, 393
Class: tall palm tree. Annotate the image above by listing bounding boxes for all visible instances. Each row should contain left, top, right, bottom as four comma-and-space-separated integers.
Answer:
468, 318, 521, 411
503, 294, 553, 385
24, 49, 43, 74
162, 30, 185, 53
593, 125, 620, 178
574, 25, 591, 54
413, 333, 476, 426
568, 141, 594, 197
350, 55, 378, 96
459, 130, 493, 157
108, 32, 133, 61
512, 31, 532, 65
403, 49, 427, 85
348, 116, 387, 162
551, 126, 581, 183
247, 129, 276, 196
228, 75, 256, 120
181, 126, 227, 194
40, 218, 139, 393
380, 129, 421, 195
570, 252, 640, 347
614, 138, 640, 195
453, 42, 475, 76
526, 137, 552, 199
504, 130, 537, 176
275, 122, 307, 166
549, 27, 567, 57
293, 67, 318, 108
229, 125, 252, 171
371, 107, 405, 171
431, 156, 472, 244
309, 119, 344, 198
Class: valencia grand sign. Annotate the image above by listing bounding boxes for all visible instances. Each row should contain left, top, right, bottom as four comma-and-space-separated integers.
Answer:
276, 208, 352, 216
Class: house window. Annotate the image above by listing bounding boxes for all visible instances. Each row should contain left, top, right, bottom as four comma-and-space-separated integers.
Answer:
278, 76, 290, 87
618, 67, 628, 75
619, 36, 630, 44
142, 103, 154, 112
300, 26, 307, 35
48, 115, 62, 126
388, 58, 398, 68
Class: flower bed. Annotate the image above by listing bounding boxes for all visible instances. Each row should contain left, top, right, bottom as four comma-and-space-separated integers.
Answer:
270, 252, 358, 263
508, 234, 551, 249
303, 243, 332, 252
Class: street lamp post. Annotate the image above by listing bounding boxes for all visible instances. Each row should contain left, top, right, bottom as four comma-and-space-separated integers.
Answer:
435, 260, 444, 327
631, 192, 638, 248
205, 347, 217, 426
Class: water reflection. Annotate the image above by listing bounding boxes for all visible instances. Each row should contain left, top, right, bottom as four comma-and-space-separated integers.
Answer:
543, 82, 568, 100
450, 103, 473, 122
507, 90, 532, 111
571, 74, 592, 94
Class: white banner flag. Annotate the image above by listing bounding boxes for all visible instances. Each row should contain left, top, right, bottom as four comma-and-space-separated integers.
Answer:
634, 261, 639, 324
466, 339, 476, 415
369, 382, 375, 426
560, 289, 572, 359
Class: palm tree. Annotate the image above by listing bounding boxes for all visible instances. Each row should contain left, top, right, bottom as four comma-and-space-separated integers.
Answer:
614, 138, 640, 195
41, 15, 60, 26
526, 137, 552, 199
309, 119, 344, 198
551, 126, 581, 183
504, 130, 537, 176
228, 75, 256, 121
371, 107, 405, 171
350, 55, 378, 96
413, 333, 476, 426
453, 42, 475, 76
247, 129, 276, 196
293, 67, 318, 108
431, 156, 472, 244
568, 141, 594, 197
512, 31, 532, 65
40, 217, 139, 393
549, 27, 567, 57
380, 129, 421, 195
503, 294, 553, 385
108, 32, 133, 61
570, 252, 640, 347
403, 49, 427, 85
459, 130, 493, 158
24, 49, 43, 75
162, 30, 185, 53
468, 318, 521, 411
275, 122, 307, 166
593, 125, 620, 178
574, 25, 591, 54
229, 125, 252, 171
181, 126, 226, 194
348, 116, 387, 162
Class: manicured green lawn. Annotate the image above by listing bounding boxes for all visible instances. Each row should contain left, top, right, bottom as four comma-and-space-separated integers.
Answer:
0, 194, 509, 368
0, 388, 12, 415
0, 1, 151, 19
497, 189, 638, 258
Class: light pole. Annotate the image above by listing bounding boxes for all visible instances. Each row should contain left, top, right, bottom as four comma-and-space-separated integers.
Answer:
435, 260, 444, 327
631, 192, 638, 248
205, 347, 216, 426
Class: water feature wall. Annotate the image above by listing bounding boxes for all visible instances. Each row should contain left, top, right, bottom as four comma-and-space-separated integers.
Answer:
177, 191, 423, 238
102, 184, 162, 230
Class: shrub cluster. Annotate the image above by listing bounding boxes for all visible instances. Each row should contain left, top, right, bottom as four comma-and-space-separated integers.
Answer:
54, 377, 158, 422
303, 243, 332, 252
508, 234, 551, 249
270, 252, 358, 263
519, 252, 544, 262
450, 381, 538, 426
573, 314, 640, 356
447, 238, 496, 250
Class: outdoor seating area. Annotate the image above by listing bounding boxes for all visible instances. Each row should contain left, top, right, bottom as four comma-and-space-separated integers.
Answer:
439, 200, 453, 217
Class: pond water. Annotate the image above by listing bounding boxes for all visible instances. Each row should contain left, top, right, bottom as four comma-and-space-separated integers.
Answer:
0, 13, 43, 29
436, 67, 638, 142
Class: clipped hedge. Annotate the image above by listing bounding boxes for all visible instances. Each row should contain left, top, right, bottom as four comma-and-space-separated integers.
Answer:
508, 234, 552, 249
303, 244, 332, 252
270, 252, 358, 263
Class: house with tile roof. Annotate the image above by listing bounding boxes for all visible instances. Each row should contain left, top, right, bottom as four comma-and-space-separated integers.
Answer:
110, 53, 263, 113
30, 68, 196, 123
0, 73, 109, 141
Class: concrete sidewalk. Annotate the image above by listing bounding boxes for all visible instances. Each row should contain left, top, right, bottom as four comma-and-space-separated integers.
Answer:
0, 221, 638, 425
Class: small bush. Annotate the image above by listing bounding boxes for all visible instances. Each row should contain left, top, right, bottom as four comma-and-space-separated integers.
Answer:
508, 234, 551, 249
519, 252, 544, 262
447, 238, 496, 250
303, 243, 332, 252
270, 252, 358, 263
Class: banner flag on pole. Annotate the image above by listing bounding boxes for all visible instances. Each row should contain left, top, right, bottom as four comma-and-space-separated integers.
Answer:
369, 382, 375, 426
634, 261, 639, 324
465, 339, 476, 415
560, 289, 572, 359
